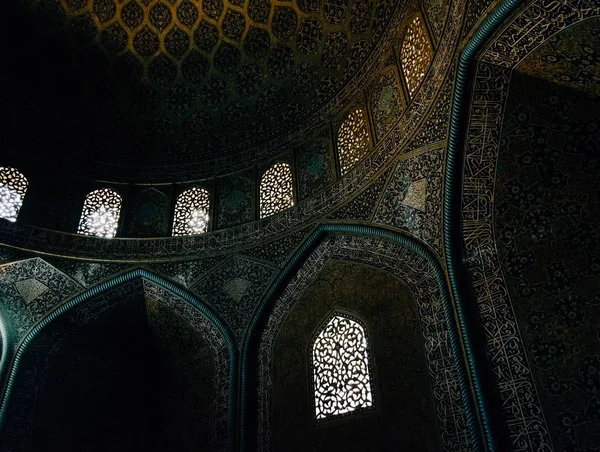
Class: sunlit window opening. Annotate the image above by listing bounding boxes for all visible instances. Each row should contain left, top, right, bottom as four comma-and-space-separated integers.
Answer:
172, 186, 211, 236
312, 314, 374, 420
401, 15, 434, 96
259, 162, 294, 218
77, 188, 122, 238
337, 109, 371, 175
0, 167, 28, 223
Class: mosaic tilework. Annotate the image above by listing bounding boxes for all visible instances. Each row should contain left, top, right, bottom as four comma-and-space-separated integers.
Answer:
44, 258, 133, 287
495, 70, 600, 451
142, 279, 231, 451
409, 65, 454, 149
516, 17, 600, 97
127, 187, 170, 238
0, 0, 465, 257
460, 2, 600, 450
296, 138, 333, 201
150, 256, 228, 287
424, 0, 449, 42
370, 66, 405, 141
242, 224, 316, 267
375, 148, 444, 255
191, 256, 277, 340
462, 0, 495, 39
257, 236, 472, 451
216, 172, 254, 229
329, 167, 393, 222
0, 245, 32, 265
0, 278, 231, 452
0, 258, 82, 340
18, 0, 395, 167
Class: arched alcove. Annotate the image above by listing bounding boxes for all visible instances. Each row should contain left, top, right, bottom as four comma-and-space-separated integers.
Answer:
270, 260, 441, 451
0, 278, 223, 452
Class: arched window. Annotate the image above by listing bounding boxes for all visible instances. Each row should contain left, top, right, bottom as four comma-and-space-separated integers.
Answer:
259, 162, 294, 218
337, 109, 371, 176
172, 186, 211, 236
311, 313, 374, 420
400, 15, 433, 96
77, 188, 122, 238
0, 167, 28, 222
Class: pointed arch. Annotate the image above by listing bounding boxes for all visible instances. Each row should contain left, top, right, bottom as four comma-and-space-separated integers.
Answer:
336, 109, 371, 175
172, 186, 211, 236
400, 14, 434, 97
0, 268, 238, 451
311, 312, 374, 420
239, 224, 488, 452
77, 188, 122, 238
0, 167, 28, 222
259, 162, 294, 218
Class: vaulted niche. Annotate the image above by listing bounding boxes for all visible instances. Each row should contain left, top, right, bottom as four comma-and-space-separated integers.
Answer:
0, 280, 218, 452
270, 261, 441, 451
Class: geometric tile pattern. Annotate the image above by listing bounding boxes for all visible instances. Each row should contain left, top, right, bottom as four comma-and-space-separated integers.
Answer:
222, 277, 251, 304
24, 0, 395, 162
402, 178, 427, 211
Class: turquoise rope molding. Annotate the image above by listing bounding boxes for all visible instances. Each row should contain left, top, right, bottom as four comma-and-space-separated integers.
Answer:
0, 305, 13, 409
0, 269, 239, 452
444, 0, 524, 451
239, 223, 484, 451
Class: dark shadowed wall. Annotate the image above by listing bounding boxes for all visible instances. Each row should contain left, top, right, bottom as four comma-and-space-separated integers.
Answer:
495, 70, 600, 450
0, 281, 217, 452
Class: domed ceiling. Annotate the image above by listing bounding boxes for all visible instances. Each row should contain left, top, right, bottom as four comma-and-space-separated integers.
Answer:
3, 0, 397, 174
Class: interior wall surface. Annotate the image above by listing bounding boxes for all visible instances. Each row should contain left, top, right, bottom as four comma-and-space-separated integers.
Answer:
8, 0, 598, 451
495, 70, 600, 449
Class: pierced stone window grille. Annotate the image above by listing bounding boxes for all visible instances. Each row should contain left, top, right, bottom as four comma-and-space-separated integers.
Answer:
311, 314, 374, 420
401, 15, 433, 96
172, 187, 211, 236
259, 162, 294, 218
337, 109, 371, 176
0, 167, 28, 222
77, 188, 122, 238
